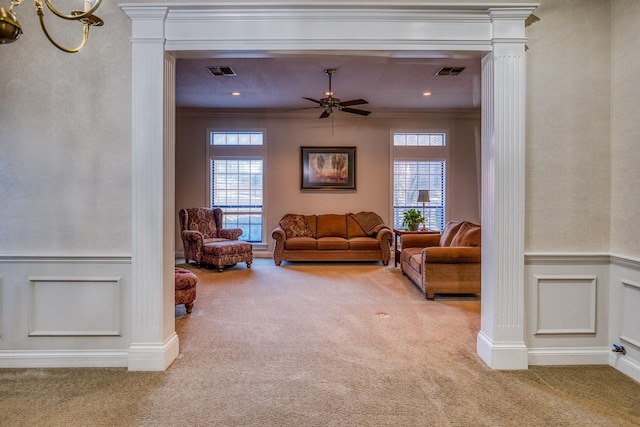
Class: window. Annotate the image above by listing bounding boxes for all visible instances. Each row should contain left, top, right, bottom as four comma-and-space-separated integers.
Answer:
392, 131, 447, 232
208, 131, 265, 243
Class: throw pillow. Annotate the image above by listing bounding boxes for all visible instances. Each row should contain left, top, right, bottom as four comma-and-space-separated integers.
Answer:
279, 214, 313, 238
439, 221, 464, 247
450, 221, 482, 247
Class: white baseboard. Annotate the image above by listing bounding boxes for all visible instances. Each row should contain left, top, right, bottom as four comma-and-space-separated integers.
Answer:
610, 353, 640, 383
528, 347, 610, 365
0, 350, 129, 368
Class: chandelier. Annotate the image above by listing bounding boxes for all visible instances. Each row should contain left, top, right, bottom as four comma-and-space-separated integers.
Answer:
0, 0, 103, 53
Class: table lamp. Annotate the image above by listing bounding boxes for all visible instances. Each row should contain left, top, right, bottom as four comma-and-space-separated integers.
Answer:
417, 190, 430, 231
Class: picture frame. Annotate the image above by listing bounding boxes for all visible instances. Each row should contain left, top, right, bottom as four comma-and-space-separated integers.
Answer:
300, 146, 356, 190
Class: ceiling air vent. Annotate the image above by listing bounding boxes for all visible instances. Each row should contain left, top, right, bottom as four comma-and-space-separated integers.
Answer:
207, 66, 237, 77
435, 66, 465, 76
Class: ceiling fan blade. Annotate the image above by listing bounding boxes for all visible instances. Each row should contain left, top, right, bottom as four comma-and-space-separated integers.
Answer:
303, 97, 322, 105
339, 99, 368, 107
319, 110, 331, 119
342, 107, 371, 116
285, 106, 320, 111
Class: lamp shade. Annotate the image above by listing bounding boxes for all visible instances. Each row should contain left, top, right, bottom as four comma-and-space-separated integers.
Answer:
417, 190, 430, 203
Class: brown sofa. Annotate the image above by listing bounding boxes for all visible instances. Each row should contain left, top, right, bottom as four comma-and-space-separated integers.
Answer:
400, 220, 481, 299
272, 212, 392, 266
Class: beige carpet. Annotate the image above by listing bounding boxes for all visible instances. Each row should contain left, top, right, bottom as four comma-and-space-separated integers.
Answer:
1, 258, 640, 426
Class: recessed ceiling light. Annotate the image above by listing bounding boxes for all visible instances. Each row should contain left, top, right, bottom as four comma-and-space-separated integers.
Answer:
231, 92, 241, 96
422, 92, 432, 97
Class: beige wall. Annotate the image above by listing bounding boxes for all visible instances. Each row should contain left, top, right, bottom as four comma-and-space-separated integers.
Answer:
175, 110, 481, 252
0, 1, 132, 254
525, 0, 612, 252
611, 0, 640, 256
2, 0, 638, 259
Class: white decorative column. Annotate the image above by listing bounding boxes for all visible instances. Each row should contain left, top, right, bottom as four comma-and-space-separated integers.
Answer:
123, 6, 179, 371
477, 9, 530, 369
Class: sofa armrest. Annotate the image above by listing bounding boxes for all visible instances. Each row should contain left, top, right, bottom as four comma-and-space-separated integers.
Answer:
401, 234, 441, 249
272, 226, 286, 266
272, 226, 286, 242
422, 246, 481, 263
375, 227, 393, 265
219, 228, 243, 240
375, 227, 392, 246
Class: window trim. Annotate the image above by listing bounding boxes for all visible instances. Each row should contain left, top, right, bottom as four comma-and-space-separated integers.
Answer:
206, 128, 267, 245
390, 129, 450, 231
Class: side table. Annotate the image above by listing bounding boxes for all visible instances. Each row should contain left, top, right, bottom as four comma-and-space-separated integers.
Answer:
393, 228, 438, 267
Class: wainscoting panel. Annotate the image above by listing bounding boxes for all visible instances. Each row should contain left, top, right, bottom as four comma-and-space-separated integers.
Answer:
525, 254, 610, 366
29, 277, 121, 336
610, 257, 640, 383
0, 276, 3, 339
620, 279, 640, 349
534, 275, 597, 335
0, 255, 131, 368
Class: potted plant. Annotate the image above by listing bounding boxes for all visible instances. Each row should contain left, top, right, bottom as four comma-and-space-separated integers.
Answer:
402, 208, 424, 231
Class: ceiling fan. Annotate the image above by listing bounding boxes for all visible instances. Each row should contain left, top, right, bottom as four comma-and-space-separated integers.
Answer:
291, 69, 371, 119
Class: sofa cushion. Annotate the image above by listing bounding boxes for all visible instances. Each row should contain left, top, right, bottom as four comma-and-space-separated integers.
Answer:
400, 247, 423, 272
348, 237, 380, 250
450, 221, 481, 247
284, 237, 317, 250
317, 237, 349, 250
439, 221, 465, 247
316, 214, 347, 239
279, 214, 313, 238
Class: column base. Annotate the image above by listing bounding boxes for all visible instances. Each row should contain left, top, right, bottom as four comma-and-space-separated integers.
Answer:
477, 331, 529, 370
128, 332, 179, 371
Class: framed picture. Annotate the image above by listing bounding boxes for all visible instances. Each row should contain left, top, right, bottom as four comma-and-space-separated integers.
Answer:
301, 146, 356, 190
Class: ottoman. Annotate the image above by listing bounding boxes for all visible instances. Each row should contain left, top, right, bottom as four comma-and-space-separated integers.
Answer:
175, 267, 197, 313
202, 240, 253, 272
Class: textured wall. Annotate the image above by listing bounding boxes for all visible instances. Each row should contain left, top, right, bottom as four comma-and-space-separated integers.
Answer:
0, 1, 132, 254
611, 0, 640, 258
525, 0, 612, 252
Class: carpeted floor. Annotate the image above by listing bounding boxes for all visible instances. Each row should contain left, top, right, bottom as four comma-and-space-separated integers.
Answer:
1, 258, 640, 426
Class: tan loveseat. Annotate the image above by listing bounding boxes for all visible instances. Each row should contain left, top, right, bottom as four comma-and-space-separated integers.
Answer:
272, 212, 392, 266
400, 220, 481, 299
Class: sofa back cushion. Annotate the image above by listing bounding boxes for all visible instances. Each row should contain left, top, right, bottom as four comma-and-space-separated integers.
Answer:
316, 214, 347, 239
304, 215, 317, 238
439, 221, 465, 247
450, 221, 482, 247
346, 215, 368, 238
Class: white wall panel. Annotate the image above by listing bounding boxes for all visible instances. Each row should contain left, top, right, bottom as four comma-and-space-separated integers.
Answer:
610, 257, 640, 383
29, 277, 121, 336
525, 254, 610, 366
534, 275, 596, 334
620, 279, 640, 349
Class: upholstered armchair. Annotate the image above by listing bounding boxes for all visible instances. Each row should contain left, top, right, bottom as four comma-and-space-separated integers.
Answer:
178, 207, 253, 272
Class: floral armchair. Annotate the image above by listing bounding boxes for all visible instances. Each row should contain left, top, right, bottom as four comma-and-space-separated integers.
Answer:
178, 207, 253, 272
